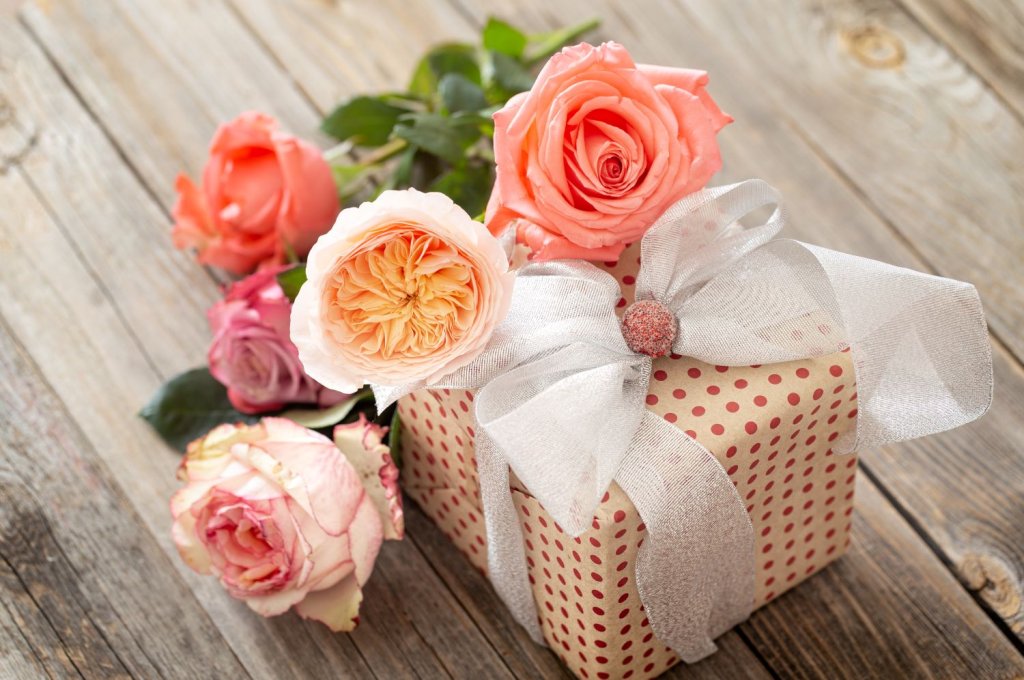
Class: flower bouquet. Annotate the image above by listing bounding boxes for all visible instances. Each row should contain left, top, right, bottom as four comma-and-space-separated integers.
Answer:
143, 17, 992, 680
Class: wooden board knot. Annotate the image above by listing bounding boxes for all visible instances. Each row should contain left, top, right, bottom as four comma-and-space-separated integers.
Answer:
840, 25, 906, 70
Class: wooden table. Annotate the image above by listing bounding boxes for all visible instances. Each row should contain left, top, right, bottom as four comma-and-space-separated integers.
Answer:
1, 1, 1022, 678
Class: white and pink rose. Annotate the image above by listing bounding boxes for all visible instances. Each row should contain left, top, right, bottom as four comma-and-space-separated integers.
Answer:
170, 417, 402, 631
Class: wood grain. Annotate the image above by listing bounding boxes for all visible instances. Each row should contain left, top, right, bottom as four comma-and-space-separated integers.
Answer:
229, 0, 476, 114
898, 0, 1024, 119
19, 0, 323, 209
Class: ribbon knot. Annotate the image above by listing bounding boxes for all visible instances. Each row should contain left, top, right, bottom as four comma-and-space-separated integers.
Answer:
375, 179, 992, 664
621, 300, 677, 357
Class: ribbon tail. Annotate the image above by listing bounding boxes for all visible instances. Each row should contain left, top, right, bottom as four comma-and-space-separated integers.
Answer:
475, 431, 546, 644
795, 242, 993, 451
616, 412, 756, 663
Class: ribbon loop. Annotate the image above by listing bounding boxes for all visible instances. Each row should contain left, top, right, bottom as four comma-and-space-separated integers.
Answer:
637, 179, 784, 308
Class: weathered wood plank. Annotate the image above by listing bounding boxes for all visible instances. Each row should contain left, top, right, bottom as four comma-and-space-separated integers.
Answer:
19, 0, 323, 209
898, 0, 1024, 119
2, 19, 214, 376
863, 353, 1024, 639
3, 14, 532, 679
1, 550, 79, 680
229, 0, 475, 113
741, 472, 1024, 678
0, 479, 134, 680
0, 272, 247, 678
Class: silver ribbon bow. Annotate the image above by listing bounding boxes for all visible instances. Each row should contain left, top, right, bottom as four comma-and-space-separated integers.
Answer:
376, 179, 992, 662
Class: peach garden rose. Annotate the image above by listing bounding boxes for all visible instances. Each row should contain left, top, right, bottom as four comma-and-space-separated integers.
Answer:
291, 189, 515, 392
486, 42, 732, 261
172, 112, 340, 275
170, 417, 402, 631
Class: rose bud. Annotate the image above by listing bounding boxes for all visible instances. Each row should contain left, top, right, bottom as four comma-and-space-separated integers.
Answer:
207, 267, 346, 414
172, 111, 340, 275
170, 418, 401, 631
291, 189, 515, 391
487, 42, 731, 261
335, 414, 404, 540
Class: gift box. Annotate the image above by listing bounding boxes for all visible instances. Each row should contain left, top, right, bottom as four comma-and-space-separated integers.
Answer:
399, 238, 859, 680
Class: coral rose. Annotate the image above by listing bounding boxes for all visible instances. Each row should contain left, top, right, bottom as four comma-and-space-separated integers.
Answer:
172, 111, 340, 275
207, 266, 347, 414
291, 189, 515, 392
170, 418, 401, 631
486, 42, 732, 261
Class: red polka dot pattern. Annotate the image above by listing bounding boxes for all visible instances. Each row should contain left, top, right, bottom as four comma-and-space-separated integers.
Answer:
398, 389, 489, 573
397, 240, 860, 680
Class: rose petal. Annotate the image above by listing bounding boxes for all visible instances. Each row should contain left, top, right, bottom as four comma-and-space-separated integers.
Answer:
345, 499, 383, 586
249, 418, 366, 537
170, 512, 212, 574
272, 134, 340, 258
293, 572, 364, 632
243, 583, 309, 617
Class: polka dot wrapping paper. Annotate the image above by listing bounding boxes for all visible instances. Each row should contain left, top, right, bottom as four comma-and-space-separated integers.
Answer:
398, 241, 859, 680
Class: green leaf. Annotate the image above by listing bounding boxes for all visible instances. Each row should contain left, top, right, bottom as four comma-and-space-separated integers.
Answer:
438, 73, 487, 114
331, 163, 377, 202
280, 389, 373, 429
388, 146, 418, 189
276, 265, 307, 302
430, 163, 494, 217
394, 112, 482, 164
482, 17, 527, 57
408, 43, 481, 98
524, 18, 601, 65
321, 96, 408, 146
139, 368, 258, 452
387, 409, 402, 469
485, 51, 535, 97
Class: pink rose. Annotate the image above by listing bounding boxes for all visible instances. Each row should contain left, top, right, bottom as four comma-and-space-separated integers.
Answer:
208, 267, 346, 414
291, 189, 514, 392
170, 418, 401, 631
486, 42, 731, 261
173, 112, 340, 275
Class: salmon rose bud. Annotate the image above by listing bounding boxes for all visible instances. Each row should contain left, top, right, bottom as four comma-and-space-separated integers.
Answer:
170, 418, 393, 631
172, 112, 340, 275
291, 189, 515, 392
486, 42, 731, 262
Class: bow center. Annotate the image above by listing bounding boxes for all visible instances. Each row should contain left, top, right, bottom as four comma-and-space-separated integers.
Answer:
621, 299, 677, 358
